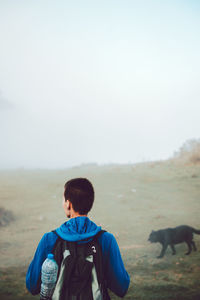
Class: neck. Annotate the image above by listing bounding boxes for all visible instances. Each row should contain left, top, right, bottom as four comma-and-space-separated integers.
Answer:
70, 211, 87, 219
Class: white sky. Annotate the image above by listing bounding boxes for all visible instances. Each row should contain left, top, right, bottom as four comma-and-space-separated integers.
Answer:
0, 0, 200, 168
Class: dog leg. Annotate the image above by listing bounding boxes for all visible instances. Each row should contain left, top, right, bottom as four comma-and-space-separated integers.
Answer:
185, 242, 192, 255
170, 244, 176, 255
191, 240, 197, 251
157, 243, 168, 258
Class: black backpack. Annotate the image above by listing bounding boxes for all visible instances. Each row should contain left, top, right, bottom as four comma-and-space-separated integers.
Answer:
51, 230, 110, 300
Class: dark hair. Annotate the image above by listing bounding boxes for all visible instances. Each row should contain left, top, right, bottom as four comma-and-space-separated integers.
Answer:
64, 178, 94, 215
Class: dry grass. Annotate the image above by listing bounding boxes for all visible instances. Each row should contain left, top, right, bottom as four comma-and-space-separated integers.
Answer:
0, 161, 200, 299
172, 139, 200, 165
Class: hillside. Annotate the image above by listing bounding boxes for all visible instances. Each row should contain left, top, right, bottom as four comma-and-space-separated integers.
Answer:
0, 161, 200, 299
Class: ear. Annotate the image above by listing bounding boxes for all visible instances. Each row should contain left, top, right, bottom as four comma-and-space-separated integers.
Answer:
63, 199, 72, 218
63, 199, 70, 209
66, 199, 71, 209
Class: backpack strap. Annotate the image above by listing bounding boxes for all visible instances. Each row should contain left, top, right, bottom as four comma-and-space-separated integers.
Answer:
52, 229, 59, 237
51, 230, 66, 272
89, 230, 111, 300
93, 229, 106, 241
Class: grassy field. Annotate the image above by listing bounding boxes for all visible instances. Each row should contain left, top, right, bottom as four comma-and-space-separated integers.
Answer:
0, 161, 200, 299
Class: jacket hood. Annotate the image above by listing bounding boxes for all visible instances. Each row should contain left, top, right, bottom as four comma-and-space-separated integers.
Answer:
56, 216, 102, 241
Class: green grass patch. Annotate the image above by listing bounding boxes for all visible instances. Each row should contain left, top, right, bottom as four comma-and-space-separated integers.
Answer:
1, 262, 200, 300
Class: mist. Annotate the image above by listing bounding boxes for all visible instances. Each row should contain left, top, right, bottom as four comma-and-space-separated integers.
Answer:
0, 0, 200, 169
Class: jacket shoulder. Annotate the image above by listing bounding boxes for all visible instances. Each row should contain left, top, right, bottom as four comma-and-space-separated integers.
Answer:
97, 231, 118, 253
41, 231, 59, 255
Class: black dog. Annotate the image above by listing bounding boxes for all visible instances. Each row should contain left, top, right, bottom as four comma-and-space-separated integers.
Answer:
148, 225, 200, 258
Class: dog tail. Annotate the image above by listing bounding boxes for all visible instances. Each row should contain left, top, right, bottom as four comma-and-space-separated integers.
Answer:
192, 228, 200, 235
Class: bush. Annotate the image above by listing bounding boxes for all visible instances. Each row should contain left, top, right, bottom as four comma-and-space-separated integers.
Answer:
173, 139, 200, 164
0, 207, 15, 226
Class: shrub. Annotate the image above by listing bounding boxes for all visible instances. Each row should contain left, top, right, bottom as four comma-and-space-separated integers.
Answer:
173, 139, 200, 164
0, 207, 15, 226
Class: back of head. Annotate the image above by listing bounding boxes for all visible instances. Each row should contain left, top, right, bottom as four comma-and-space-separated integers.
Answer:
64, 178, 94, 215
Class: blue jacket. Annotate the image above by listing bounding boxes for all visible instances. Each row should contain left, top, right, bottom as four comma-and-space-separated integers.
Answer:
26, 217, 130, 297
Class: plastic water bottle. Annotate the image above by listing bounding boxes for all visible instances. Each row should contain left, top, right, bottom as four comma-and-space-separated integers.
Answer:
40, 253, 58, 300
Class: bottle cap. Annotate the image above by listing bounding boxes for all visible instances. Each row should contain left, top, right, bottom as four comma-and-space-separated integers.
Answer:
47, 253, 54, 259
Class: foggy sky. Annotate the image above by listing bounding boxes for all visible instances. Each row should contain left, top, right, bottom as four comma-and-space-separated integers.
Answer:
0, 0, 200, 168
